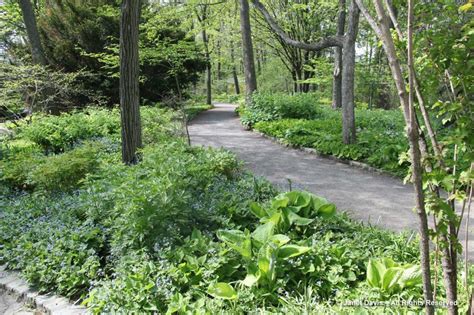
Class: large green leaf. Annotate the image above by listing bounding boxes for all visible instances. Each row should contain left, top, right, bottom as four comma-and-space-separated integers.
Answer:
382, 258, 398, 268
285, 208, 314, 226
311, 196, 330, 212
382, 267, 403, 293
278, 244, 311, 259
264, 211, 282, 225
317, 203, 336, 217
284, 191, 311, 212
398, 264, 422, 288
270, 234, 290, 247
271, 194, 290, 209
217, 229, 252, 259
249, 202, 267, 219
252, 221, 275, 247
207, 282, 237, 300
241, 273, 260, 287
367, 259, 383, 288
258, 242, 277, 282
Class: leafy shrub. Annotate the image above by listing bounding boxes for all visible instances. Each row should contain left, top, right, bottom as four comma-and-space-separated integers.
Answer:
240, 92, 321, 127
1, 141, 105, 192
0, 148, 44, 190
29, 141, 104, 192
217, 191, 335, 291
83, 252, 169, 313
11, 107, 121, 153
82, 143, 254, 259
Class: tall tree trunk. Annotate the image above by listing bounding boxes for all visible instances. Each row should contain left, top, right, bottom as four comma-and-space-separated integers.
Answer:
332, 0, 346, 109
302, 51, 311, 93
239, 0, 257, 104
19, 0, 47, 65
216, 39, 222, 81
202, 29, 212, 105
292, 71, 298, 93
355, 0, 435, 312
120, 0, 142, 165
230, 39, 240, 94
367, 42, 374, 108
341, 0, 359, 144
256, 48, 262, 74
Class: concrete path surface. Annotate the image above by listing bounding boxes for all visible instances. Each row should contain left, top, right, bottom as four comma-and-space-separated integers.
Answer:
0, 289, 41, 315
189, 103, 473, 259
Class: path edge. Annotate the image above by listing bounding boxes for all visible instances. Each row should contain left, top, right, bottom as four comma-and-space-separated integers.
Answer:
0, 265, 88, 315
253, 130, 399, 179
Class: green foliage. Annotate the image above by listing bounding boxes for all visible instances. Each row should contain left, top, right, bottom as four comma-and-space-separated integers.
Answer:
1, 1, 206, 108
0, 195, 105, 298
256, 58, 294, 93
0, 140, 106, 192
239, 92, 321, 127
367, 258, 422, 297
0, 147, 42, 190
28, 141, 104, 192
207, 282, 237, 300
0, 63, 105, 114
10, 107, 121, 153
1, 106, 472, 314
252, 104, 409, 176
82, 252, 167, 313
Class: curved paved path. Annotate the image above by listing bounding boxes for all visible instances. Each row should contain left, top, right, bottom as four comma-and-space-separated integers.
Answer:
189, 103, 473, 259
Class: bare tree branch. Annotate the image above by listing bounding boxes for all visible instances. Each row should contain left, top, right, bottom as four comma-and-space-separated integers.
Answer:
354, 0, 382, 37
384, 0, 403, 39
250, 0, 344, 50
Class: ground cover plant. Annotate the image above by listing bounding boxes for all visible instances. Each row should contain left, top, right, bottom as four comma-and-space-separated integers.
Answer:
2, 0, 472, 313
1, 107, 472, 314
239, 92, 453, 177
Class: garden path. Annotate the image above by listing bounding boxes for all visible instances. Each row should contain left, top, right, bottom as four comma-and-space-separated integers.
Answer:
188, 103, 473, 259
0, 289, 39, 315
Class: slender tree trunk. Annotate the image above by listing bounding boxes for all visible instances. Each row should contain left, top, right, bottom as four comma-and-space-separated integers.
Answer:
202, 29, 212, 105
302, 51, 311, 93
409, 0, 456, 311
239, 0, 257, 104
120, 0, 142, 165
367, 42, 374, 108
230, 39, 240, 94
19, 0, 47, 65
256, 48, 262, 74
332, 0, 346, 109
355, 1, 435, 312
216, 39, 222, 81
292, 71, 298, 93
341, 0, 359, 144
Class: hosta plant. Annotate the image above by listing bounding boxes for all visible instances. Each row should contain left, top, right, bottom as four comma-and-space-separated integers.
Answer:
366, 258, 422, 296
